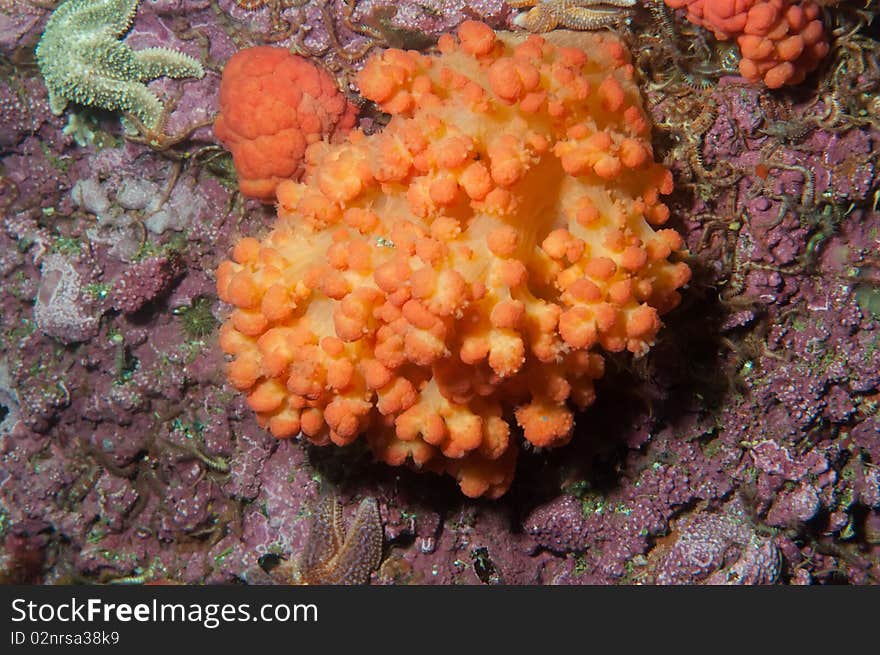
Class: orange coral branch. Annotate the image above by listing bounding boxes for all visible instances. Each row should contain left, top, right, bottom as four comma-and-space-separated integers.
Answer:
216, 23, 691, 498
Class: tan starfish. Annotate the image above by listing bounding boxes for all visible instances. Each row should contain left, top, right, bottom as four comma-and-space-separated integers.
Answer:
508, 0, 637, 33
291, 493, 383, 585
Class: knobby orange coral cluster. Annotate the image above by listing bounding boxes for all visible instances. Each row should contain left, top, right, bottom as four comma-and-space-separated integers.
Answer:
664, 0, 830, 88
214, 46, 358, 201
216, 23, 691, 497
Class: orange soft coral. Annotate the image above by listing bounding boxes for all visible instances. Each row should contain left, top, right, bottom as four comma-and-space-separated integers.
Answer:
213, 46, 358, 201
664, 0, 829, 88
216, 23, 691, 498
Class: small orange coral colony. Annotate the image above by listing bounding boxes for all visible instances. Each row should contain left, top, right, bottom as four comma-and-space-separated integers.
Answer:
214, 46, 358, 201
217, 23, 691, 497
664, 0, 829, 88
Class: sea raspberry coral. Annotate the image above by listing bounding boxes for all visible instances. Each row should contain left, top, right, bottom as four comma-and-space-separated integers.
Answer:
663, 0, 830, 87
213, 46, 358, 201
216, 23, 691, 498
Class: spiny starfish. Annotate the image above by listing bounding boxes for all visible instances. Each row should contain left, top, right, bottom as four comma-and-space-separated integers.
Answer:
294, 494, 383, 585
35, 0, 204, 131
508, 0, 637, 33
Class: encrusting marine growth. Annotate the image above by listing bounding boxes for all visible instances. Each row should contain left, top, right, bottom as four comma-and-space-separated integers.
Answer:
216, 22, 692, 497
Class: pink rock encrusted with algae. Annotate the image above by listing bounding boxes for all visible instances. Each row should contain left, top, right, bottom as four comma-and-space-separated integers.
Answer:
645, 501, 781, 585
